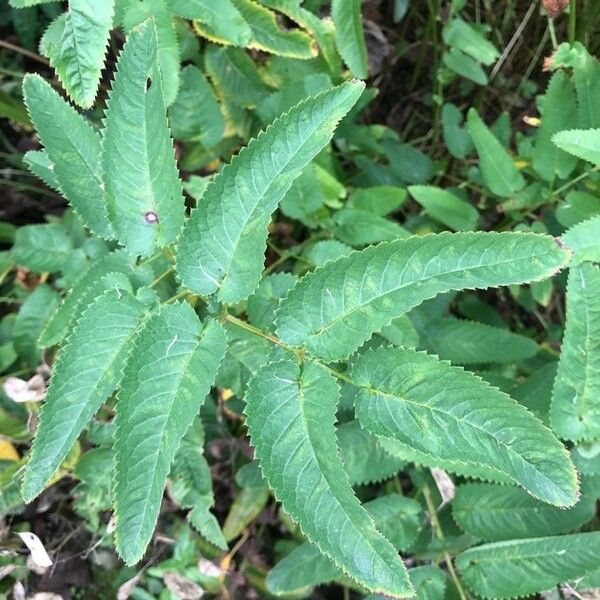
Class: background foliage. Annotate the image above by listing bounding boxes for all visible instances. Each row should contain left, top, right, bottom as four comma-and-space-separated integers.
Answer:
1, 0, 600, 599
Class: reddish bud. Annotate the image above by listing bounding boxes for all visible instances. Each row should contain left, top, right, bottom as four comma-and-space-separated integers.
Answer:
542, 0, 569, 18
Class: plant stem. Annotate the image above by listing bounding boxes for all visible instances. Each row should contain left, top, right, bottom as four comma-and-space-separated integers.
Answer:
548, 17, 559, 49
0, 39, 48, 65
148, 267, 173, 288
419, 470, 469, 600
552, 165, 600, 198
569, 0, 577, 44
222, 314, 296, 353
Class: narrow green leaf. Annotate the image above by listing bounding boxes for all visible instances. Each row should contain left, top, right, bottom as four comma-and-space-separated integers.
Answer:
22, 290, 147, 502
550, 263, 600, 441
467, 108, 525, 197
204, 45, 271, 109
442, 49, 488, 86
442, 18, 499, 66
102, 20, 184, 256
532, 71, 578, 181
331, 0, 368, 79
0, 89, 31, 126
231, 0, 316, 59
247, 273, 297, 332
337, 420, 406, 485
382, 141, 433, 184
408, 186, 479, 231
170, 0, 252, 47
572, 44, 600, 128
174, 81, 364, 303
511, 362, 557, 423
23, 150, 60, 192
11, 223, 73, 273
276, 232, 569, 362
39, 249, 134, 348
379, 436, 513, 484
22, 75, 113, 238
552, 128, 600, 165
121, 0, 180, 106
453, 483, 594, 542
352, 347, 578, 506
334, 208, 410, 246
170, 419, 227, 550
39, 0, 114, 108
114, 305, 226, 565
244, 357, 413, 598
367, 567, 446, 600
9, 0, 54, 6
12, 284, 59, 367
266, 494, 423, 595
563, 215, 600, 264
222, 486, 269, 541
169, 65, 224, 147
348, 186, 407, 216
417, 316, 538, 365
456, 532, 600, 599
442, 103, 473, 160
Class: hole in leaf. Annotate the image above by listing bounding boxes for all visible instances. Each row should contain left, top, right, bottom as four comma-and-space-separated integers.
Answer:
145, 77, 152, 92
144, 211, 159, 224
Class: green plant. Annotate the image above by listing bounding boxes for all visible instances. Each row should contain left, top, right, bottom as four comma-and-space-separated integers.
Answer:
2, 1, 600, 599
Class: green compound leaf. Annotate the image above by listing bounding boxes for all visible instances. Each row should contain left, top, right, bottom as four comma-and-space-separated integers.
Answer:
563, 215, 600, 264
331, 0, 368, 79
552, 128, 600, 165
22, 289, 148, 502
39, 249, 135, 348
338, 420, 406, 485
244, 357, 413, 598
352, 347, 578, 507
453, 483, 595, 542
113, 305, 226, 565
22, 75, 113, 239
266, 494, 423, 595
170, 0, 252, 47
456, 532, 600, 599
550, 263, 600, 442
417, 316, 538, 365
467, 108, 525, 198
276, 232, 569, 362
39, 0, 114, 109
175, 81, 364, 303
102, 20, 184, 257
10, 223, 73, 273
